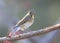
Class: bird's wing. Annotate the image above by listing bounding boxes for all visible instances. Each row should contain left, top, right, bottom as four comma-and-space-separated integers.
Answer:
8, 10, 35, 36
15, 11, 34, 27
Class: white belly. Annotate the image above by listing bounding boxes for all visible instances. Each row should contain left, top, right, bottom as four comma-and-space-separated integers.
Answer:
24, 21, 34, 29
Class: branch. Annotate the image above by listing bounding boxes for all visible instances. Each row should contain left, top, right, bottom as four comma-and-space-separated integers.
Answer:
0, 23, 60, 42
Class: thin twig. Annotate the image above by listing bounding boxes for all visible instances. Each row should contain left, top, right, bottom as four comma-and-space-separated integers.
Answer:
0, 23, 60, 42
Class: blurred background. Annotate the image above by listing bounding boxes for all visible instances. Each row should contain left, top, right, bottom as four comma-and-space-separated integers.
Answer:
0, 0, 60, 43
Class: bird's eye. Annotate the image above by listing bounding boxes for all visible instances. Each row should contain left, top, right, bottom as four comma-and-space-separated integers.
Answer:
30, 12, 32, 14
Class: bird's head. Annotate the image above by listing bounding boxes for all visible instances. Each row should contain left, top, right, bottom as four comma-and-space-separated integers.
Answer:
26, 10, 35, 19
28, 10, 35, 16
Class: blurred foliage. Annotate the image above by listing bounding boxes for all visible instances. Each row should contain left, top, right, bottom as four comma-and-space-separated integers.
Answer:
0, 0, 60, 35
17, 0, 60, 30
0, 0, 60, 43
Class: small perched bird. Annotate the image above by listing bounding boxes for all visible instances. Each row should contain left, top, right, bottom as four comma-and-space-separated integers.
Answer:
4, 10, 35, 43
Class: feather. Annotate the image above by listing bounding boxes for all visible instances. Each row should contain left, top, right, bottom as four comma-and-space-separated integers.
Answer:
4, 10, 35, 43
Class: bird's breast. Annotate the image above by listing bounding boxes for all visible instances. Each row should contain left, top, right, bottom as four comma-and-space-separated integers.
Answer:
20, 19, 34, 30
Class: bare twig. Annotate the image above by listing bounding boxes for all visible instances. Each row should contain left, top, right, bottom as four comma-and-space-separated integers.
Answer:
0, 23, 60, 42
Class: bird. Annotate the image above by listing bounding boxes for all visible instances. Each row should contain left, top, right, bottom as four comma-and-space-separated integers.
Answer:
4, 10, 35, 43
